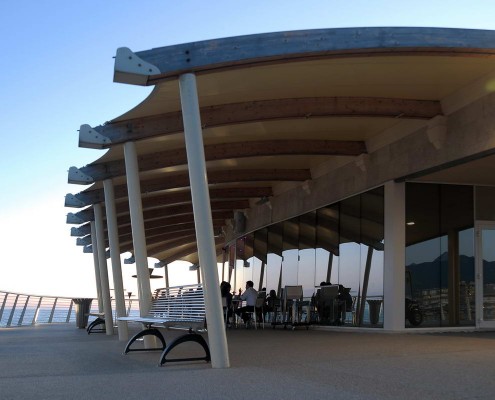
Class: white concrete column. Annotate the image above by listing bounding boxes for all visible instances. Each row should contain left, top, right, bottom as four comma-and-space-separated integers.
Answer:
103, 179, 129, 341
383, 181, 406, 331
93, 203, 114, 335
123, 141, 152, 316
90, 221, 103, 313
164, 264, 169, 289
179, 73, 230, 368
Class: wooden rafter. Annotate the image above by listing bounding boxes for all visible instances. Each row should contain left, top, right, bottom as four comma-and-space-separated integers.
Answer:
88, 97, 441, 147
78, 139, 367, 182
75, 169, 310, 205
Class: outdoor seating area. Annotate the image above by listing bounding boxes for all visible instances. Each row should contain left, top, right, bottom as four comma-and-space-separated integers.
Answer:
222, 284, 377, 330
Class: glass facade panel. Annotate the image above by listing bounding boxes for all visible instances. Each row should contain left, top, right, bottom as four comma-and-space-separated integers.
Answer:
481, 227, 495, 320
299, 212, 317, 297
253, 228, 268, 290
267, 224, 283, 297
282, 219, 299, 288
405, 183, 474, 328
225, 186, 384, 328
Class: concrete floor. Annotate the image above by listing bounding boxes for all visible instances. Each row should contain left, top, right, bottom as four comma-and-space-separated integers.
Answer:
0, 324, 494, 400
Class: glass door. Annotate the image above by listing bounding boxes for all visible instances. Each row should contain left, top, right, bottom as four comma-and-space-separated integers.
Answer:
475, 222, 495, 328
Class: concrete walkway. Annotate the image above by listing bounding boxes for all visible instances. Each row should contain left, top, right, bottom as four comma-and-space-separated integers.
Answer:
0, 324, 494, 400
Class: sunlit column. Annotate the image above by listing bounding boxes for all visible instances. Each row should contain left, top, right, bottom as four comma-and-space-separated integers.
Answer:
164, 264, 169, 289
90, 221, 103, 313
93, 203, 114, 335
103, 179, 129, 340
123, 141, 155, 348
179, 72, 230, 368
383, 181, 406, 331
123, 141, 152, 315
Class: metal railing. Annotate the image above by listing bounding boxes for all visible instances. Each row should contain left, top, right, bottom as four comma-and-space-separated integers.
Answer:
0, 290, 139, 328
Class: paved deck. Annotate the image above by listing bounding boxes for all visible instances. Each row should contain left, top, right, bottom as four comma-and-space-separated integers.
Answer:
0, 324, 494, 399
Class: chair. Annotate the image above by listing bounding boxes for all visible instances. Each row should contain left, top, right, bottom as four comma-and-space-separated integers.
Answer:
221, 297, 229, 328
318, 285, 339, 324
245, 291, 266, 329
284, 285, 303, 324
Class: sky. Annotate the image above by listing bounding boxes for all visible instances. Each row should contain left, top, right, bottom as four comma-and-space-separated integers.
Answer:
1, 1, 494, 298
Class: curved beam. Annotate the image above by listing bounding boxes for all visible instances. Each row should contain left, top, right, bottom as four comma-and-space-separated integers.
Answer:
75, 139, 367, 183
74, 169, 310, 206
115, 27, 495, 85
118, 211, 233, 237
85, 222, 225, 251
145, 235, 199, 256
113, 200, 248, 227
87, 97, 441, 147
149, 237, 224, 263
160, 244, 225, 267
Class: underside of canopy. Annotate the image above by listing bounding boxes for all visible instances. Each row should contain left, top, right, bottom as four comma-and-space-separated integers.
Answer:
66, 27, 495, 267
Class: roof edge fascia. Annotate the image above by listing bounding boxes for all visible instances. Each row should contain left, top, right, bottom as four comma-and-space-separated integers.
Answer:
115, 27, 495, 85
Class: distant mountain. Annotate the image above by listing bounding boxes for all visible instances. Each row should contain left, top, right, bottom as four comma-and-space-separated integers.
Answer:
406, 253, 495, 294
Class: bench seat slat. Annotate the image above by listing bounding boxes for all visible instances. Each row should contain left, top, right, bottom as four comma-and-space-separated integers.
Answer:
118, 284, 206, 330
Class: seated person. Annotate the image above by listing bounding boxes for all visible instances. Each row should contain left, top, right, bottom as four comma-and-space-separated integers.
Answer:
234, 280, 258, 324
316, 282, 344, 325
264, 289, 278, 321
337, 285, 353, 324
265, 289, 277, 311
220, 281, 233, 321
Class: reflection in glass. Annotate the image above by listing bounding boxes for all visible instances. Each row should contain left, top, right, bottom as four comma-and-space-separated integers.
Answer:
406, 183, 474, 328
223, 186, 385, 328
282, 219, 299, 288
482, 228, 495, 321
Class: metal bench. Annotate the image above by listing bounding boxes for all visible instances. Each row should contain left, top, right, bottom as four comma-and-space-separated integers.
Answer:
118, 284, 210, 366
86, 312, 106, 334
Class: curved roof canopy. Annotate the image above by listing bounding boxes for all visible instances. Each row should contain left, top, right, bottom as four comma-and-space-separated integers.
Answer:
66, 27, 495, 265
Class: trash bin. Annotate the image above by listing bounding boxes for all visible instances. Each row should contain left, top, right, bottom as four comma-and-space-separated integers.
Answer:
73, 298, 93, 329
367, 299, 382, 325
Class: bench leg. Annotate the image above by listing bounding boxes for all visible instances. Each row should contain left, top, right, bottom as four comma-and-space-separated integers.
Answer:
87, 317, 106, 334
124, 328, 167, 354
159, 333, 211, 366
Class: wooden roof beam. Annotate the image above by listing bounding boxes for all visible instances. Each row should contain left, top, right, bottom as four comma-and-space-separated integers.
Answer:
73, 169, 310, 206
81, 97, 441, 148
74, 139, 367, 183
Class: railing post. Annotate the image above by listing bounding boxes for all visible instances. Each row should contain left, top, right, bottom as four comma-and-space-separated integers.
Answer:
48, 298, 58, 323
33, 297, 43, 325
7, 294, 19, 327
0, 292, 9, 322
18, 295, 30, 326
66, 300, 74, 323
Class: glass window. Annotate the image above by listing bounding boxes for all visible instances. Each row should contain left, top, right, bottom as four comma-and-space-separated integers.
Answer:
405, 183, 474, 328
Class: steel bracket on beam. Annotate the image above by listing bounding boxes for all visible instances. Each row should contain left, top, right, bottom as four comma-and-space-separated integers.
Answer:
79, 124, 112, 149
76, 236, 91, 246
71, 227, 86, 237
114, 47, 161, 86
65, 194, 86, 208
124, 255, 135, 264
83, 245, 93, 254
68, 167, 94, 184
66, 213, 85, 225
